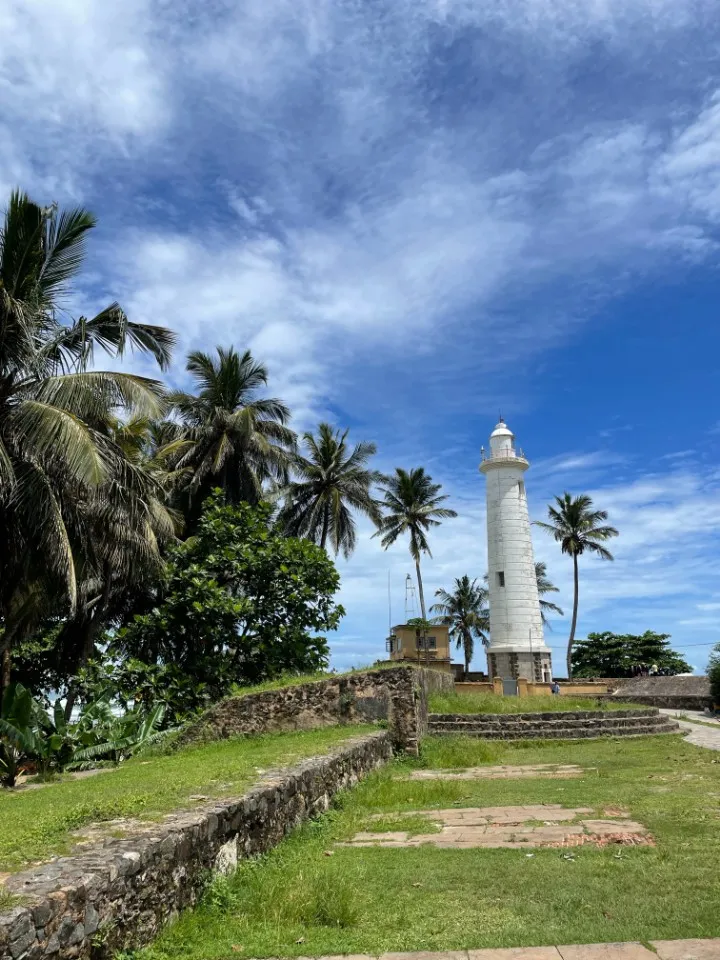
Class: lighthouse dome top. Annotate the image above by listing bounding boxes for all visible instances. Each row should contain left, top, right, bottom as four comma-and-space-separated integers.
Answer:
480, 416, 528, 469
490, 418, 514, 440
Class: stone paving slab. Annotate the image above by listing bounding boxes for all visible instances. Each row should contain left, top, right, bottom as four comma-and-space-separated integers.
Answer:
557, 946, 656, 959
369, 806, 595, 824
382, 953, 469, 960
468, 950, 562, 959
342, 807, 652, 850
408, 765, 584, 781
651, 939, 720, 959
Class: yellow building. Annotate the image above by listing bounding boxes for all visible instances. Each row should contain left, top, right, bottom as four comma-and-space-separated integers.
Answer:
385, 623, 452, 668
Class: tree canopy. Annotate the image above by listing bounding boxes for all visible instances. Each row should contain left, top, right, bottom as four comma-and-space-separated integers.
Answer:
571, 631, 692, 678
278, 422, 382, 558
111, 493, 343, 715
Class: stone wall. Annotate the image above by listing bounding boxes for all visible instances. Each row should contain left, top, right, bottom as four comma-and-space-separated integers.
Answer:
179, 666, 454, 755
0, 732, 393, 960
606, 675, 712, 710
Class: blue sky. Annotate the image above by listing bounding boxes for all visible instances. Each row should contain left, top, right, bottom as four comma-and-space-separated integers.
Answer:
3, 0, 720, 673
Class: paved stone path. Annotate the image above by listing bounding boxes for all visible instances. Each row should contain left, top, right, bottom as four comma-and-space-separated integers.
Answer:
295, 940, 720, 959
341, 806, 651, 850
659, 710, 720, 752
408, 764, 584, 781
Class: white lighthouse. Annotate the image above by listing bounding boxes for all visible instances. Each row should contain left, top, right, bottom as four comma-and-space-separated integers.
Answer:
479, 418, 552, 683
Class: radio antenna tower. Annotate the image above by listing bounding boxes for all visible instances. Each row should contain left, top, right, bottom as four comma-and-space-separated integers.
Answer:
404, 574, 417, 621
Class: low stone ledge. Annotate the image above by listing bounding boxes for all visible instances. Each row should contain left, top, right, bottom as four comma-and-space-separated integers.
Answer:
0, 731, 393, 960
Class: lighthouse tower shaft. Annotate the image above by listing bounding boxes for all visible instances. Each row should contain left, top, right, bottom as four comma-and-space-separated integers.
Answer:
480, 420, 552, 683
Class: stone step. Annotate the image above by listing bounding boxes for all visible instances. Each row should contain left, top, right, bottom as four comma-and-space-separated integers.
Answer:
427, 721, 681, 740
428, 715, 668, 731
429, 708, 660, 723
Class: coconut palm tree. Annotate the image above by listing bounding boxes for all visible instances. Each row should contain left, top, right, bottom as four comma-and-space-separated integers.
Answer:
0, 190, 174, 696
374, 468, 457, 658
535, 493, 618, 678
170, 347, 296, 520
277, 423, 382, 558
431, 576, 488, 673
535, 560, 564, 629
55, 416, 190, 718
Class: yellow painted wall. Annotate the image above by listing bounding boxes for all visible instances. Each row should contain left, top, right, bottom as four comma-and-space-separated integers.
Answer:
388, 624, 451, 661
454, 682, 494, 694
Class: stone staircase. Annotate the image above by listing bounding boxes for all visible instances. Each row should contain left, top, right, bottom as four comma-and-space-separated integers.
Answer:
427, 708, 681, 740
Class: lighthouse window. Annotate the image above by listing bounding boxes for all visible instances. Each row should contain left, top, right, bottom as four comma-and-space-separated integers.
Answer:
518, 480, 525, 497
497, 571, 505, 587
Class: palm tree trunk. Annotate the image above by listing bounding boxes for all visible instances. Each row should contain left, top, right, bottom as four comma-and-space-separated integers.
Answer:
320, 504, 330, 551
415, 558, 429, 665
64, 567, 114, 720
0, 623, 16, 709
1, 647, 10, 701
567, 553, 580, 679
463, 628, 472, 674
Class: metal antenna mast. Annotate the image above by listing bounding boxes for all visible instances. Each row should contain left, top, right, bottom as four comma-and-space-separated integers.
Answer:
404, 574, 417, 621
388, 570, 392, 636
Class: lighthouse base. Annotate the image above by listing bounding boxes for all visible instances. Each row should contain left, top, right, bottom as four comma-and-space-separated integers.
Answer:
487, 649, 553, 684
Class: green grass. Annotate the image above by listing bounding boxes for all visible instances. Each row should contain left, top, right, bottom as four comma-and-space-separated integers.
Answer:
230, 672, 333, 697
429, 692, 642, 714
140, 732, 720, 959
0, 889, 18, 911
0, 725, 373, 872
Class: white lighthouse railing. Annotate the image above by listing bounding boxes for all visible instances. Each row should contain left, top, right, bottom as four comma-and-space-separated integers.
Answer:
480, 447, 528, 463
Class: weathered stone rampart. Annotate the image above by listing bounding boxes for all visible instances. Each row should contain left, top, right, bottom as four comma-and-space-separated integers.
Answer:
179, 665, 454, 755
607, 675, 712, 710
0, 732, 392, 960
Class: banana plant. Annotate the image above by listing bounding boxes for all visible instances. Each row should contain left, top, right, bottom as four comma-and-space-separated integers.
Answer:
71, 702, 171, 766
0, 683, 41, 787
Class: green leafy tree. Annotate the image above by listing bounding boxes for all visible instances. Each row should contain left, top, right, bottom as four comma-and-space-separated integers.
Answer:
278, 423, 382, 557
535, 492, 618, 678
571, 631, 691, 678
374, 468, 457, 660
535, 560, 564, 629
708, 644, 720, 707
431, 576, 489, 672
113, 493, 343, 716
170, 348, 296, 521
0, 190, 174, 697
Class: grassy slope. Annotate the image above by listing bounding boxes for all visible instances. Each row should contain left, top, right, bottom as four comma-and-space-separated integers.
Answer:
142, 733, 720, 959
0, 725, 372, 873
429, 692, 641, 714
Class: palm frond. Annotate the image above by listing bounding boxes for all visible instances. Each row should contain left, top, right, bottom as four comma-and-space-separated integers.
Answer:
8, 399, 108, 487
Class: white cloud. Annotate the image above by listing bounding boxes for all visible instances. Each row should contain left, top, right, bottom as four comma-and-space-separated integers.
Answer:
0, 0, 166, 136
653, 92, 720, 220
104, 84, 720, 429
